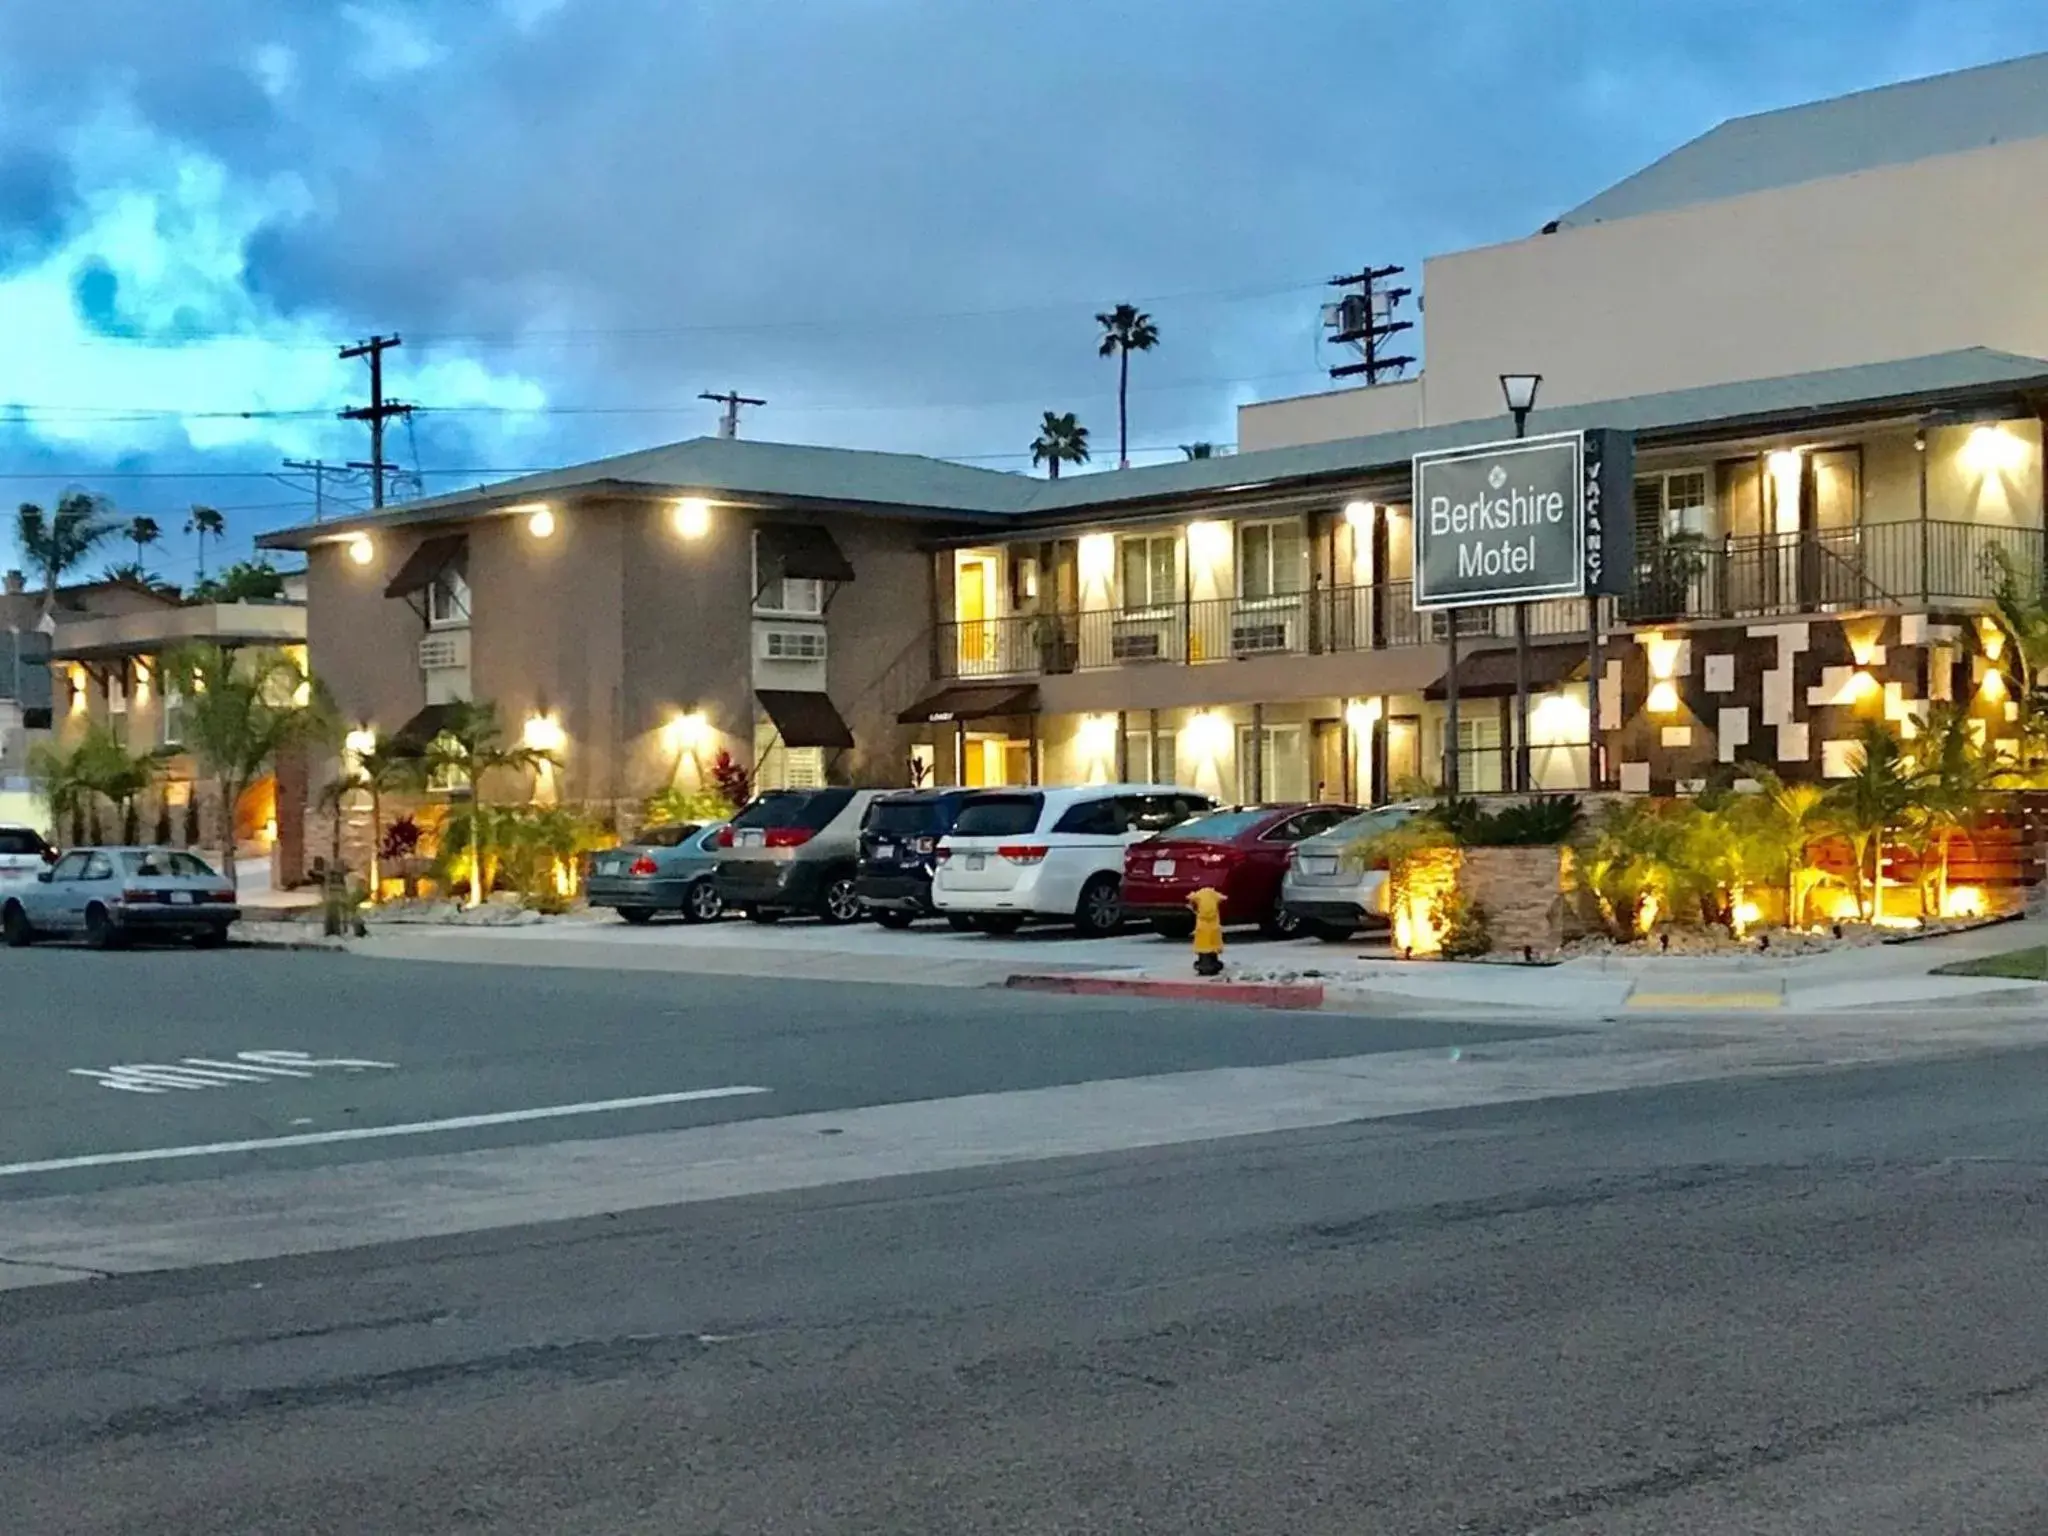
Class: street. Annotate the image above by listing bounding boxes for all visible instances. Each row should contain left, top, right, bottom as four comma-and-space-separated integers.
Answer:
4, 947, 2048, 1532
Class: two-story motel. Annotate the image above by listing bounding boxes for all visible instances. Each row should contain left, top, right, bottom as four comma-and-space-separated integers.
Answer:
260, 52, 2048, 820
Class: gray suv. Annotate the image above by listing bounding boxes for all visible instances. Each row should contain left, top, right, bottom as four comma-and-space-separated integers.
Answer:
714, 788, 885, 924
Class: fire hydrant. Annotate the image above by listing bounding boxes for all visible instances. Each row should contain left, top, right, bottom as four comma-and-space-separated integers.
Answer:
1189, 886, 1225, 976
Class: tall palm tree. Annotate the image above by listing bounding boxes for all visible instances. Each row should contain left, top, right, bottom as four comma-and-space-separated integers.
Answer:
352, 737, 421, 902
161, 642, 336, 890
1907, 703, 2005, 917
1095, 303, 1159, 469
1822, 722, 1919, 922
1029, 411, 1091, 480
185, 505, 226, 582
126, 515, 162, 567
15, 492, 116, 605
421, 701, 555, 907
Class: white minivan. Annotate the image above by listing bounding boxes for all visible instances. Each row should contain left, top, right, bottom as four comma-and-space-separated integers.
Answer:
932, 785, 1214, 936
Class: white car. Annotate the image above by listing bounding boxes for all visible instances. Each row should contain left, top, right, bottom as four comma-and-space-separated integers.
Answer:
932, 785, 1215, 936
0, 825, 53, 891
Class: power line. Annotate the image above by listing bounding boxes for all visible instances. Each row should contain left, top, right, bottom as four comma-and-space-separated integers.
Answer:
338, 334, 414, 509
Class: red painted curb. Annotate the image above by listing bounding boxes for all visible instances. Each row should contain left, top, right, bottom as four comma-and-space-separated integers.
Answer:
1003, 974, 1326, 1010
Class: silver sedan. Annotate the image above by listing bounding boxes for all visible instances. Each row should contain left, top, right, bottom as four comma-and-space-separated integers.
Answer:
2, 846, 239, 949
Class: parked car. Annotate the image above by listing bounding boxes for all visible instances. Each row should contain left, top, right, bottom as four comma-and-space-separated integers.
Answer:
1278, 801, 1430, 941
0, 825, 54, 891
1123, 803, 1360, 939
856, 788, 981, 928
714, 788, 885, 924
2, 846, 238, 949
932, 785, 1214, 936
586, 821, 728, 925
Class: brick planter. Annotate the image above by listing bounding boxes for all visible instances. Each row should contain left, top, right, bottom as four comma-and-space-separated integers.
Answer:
1459, 845, 1572, 955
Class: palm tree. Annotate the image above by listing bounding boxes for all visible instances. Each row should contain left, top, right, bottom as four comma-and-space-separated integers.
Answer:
1907, 703, 2005, 917
27, 736, 91, 845
16, 492, 117, 605
1822, 722, 1919, 922
185, 505, 226, 582
1180, 442, 1216, 460
161, 642, 336, 890
1095, 303, 1159, 469
126, 515, 162, 567
421, 701, 555, 907
352, 738, 420, 902
1029, 411, 1090, 480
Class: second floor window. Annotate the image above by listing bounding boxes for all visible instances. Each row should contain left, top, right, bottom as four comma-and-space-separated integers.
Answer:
160, 683, 184, 748
1238, 519, 1305, 601
428, 568, 471, 629
1118, 533, 1176, 611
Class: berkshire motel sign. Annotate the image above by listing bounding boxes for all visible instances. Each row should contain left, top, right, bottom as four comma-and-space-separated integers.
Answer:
1412, 428, 1635, 610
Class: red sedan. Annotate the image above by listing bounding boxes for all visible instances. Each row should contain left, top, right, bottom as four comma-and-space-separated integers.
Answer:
1122, 804, 1359, 939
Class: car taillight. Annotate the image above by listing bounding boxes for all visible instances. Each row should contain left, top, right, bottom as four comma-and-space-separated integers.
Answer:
1192, 848, 1233, 867
205, 888, 235, 904
933, 846, 952, 862
764, 827, 814, 849
629, 855, 659, 877
715, 827, 734, 847
120, 888, 157, 904
998, 844, 1048, 865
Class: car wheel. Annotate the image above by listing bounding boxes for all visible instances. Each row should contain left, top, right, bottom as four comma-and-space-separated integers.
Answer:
1150, 915, 1196, 941
617, 907, 656, 926
745, 906, 782, 925
683, 881, 724, 923
2, 902, 33, 948
1260, 905, 1305, 939
84, 903, 122, 951
872, 908, 916, 930
1310, 920, 1359, 943
1075, 875, 1123, 937
192, 924, 230, 949
818, 873, 864, 926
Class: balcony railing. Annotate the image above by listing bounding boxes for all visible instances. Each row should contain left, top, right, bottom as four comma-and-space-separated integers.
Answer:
1622, 520, 2042, 625
936, 521, 2044, 680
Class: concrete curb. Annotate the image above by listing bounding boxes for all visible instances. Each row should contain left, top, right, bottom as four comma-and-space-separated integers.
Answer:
1002, 973, 1326, 1010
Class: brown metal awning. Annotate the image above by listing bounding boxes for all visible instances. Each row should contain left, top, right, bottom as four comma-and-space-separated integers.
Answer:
382, 535, 468, 601
387, 701, 466, 754
755, 689, 855, 750
897, 683, 1040, 725
756, 522, 854, 584
1426, 643, 1586, 700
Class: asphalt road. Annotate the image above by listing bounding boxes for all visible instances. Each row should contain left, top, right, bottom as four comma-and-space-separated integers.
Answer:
8, 1045, 2048, 1533
0, 948, 1560, 1195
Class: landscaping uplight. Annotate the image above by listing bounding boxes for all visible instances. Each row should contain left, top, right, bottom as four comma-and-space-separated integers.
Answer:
1943, 886, 1988, 919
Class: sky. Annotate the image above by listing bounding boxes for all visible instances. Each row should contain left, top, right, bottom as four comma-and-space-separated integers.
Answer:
1, 0, 2045, 586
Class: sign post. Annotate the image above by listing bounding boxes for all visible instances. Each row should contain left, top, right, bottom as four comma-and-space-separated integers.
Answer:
1413, 430, 1634, 794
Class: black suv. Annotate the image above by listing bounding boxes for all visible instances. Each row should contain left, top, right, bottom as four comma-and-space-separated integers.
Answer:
855, 788, 979, 928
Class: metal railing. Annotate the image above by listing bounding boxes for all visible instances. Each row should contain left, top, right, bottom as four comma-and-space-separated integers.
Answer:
934, 521, 2046, 679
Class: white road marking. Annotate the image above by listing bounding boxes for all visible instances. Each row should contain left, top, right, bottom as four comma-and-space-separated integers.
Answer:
68, 1049, 399, 1095
0, 1086, 770, 1177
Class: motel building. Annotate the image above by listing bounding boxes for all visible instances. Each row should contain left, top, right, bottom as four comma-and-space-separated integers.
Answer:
261, 53, 2048, 832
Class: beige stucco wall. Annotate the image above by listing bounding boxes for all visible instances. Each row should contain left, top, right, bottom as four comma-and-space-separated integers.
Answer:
1418, 134, 2048, 426
823, 516, 939, 786
1239, 378, 1424, 451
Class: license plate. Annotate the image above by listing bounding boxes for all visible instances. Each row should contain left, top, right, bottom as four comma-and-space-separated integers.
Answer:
169, 891, 194, 905
1152, 859, 1176, 877
964, 853, 985, 872
599, 857, 623, 875
1300, 855, 1337, 876
738, 830, 764, 848
872, 841, 895, 862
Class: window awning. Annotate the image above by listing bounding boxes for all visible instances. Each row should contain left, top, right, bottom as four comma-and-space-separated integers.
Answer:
383, 535, 468, 601
756, 523, 854, 584
897, 683, 1040, 725
387, 701, 466, 754
1425, 643, 1587, 700
756, 689, 855, 750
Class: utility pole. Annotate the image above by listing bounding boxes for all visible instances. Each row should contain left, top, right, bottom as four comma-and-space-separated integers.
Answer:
281, 459, 345, 522
699, 389, 766, 440
1323, 266, 1415, 383
339, 335, 414, 508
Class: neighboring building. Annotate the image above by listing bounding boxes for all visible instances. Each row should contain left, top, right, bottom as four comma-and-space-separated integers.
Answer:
1244, 51, 2048, 449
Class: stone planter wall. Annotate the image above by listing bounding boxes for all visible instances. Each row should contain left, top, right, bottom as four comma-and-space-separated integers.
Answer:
1458, 845, 1572, 955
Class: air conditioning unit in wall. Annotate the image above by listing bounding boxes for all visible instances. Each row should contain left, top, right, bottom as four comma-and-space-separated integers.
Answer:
758, 626, 828, 663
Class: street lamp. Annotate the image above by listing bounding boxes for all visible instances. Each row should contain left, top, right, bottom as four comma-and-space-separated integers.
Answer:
1500, 373, 1543, 438
1499, 374, 1544, 793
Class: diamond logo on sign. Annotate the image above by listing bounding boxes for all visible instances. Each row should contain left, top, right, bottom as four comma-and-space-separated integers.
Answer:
1487, 465, 1507, 489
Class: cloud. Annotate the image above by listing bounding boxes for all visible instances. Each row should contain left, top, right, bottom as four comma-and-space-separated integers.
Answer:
340, 3, 448, 80
248, 43, 298, 101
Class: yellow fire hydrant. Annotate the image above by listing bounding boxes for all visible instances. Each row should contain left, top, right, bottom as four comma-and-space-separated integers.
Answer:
1189, 886, 1225, 976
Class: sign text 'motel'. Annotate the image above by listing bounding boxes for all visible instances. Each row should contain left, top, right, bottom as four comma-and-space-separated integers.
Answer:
1411, 428, 1635, 610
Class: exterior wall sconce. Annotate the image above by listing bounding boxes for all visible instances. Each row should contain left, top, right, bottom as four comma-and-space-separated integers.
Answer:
523, 505, 556, 538
673, 497, 712, 539
663, 710, 711, 755
1342, 500, 1374, 530
522, 713, 567, 755
346, 534, 375, 566
1646, 680, 1681, 714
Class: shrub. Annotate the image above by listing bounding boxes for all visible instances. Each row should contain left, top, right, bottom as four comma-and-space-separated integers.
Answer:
1573, 799, 1688, 940
1472, 795, 1582, 847
1432, 888, 1492, 959
380, 815, 423, 862
645, 786, 735, 827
